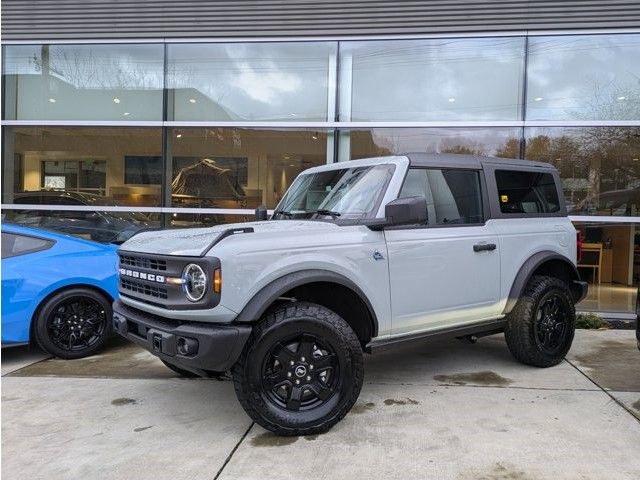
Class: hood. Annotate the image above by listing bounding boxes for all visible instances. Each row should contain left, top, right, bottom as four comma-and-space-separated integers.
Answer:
119, 220, 339, 257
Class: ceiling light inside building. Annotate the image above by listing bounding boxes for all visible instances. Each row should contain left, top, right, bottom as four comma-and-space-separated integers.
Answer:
123, 112, 130, 116
534, 97, 544, 102
617, 96, 626, 101
448, 97, 456, 103
189, 98, 196, 104
113, 98, 121, 104
176, 133, 182, 138
48, 98, 56, 103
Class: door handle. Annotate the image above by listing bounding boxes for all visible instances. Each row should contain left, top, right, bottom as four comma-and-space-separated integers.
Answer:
473, 243, 497, 252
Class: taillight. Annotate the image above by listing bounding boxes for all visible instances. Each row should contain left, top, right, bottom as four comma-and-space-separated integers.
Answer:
576, 230, 583, 262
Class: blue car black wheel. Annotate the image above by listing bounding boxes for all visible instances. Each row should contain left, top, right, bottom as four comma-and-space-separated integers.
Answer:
33, 288, 113, 359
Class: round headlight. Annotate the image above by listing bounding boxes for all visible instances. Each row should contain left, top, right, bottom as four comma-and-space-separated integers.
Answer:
182, 264, 207, 302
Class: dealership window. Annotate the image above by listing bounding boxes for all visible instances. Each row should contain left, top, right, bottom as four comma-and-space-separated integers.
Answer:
574, 222, 639, 314
3, 44, 164, 121
2, 127, 162, 242
3, 127, 163, 206
167, 128, 329, 227
524, 127, 640, 216
341, 128, 523, 161
526, 34, 640, 121
167, 42, 337, 121
340, 37, 525, 121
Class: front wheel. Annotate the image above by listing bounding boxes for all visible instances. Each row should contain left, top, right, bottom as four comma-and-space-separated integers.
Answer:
33, 288, 112, 359
504, 275, 576, 367
232, 302, 364, 436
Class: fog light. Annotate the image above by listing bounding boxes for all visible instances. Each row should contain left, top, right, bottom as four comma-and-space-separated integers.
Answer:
177, 337, 199, 356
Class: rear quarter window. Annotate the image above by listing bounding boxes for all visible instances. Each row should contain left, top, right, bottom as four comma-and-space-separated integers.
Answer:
1, 232, 54, 259
495, 170, 560, 215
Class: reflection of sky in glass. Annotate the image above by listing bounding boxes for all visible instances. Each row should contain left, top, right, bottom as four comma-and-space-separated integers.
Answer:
527, 35, 640, 121
343, 38, 525, 121
168, 43, 335, 121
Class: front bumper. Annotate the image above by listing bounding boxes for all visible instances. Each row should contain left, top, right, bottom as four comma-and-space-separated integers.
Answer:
112, 300, 251, 375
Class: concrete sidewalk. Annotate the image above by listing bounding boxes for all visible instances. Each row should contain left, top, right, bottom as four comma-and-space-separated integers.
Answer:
2, 330, 639, 480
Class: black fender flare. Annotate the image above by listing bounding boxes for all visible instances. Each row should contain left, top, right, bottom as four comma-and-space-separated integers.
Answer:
504, 251, 581, 314
234, 269, 379, 337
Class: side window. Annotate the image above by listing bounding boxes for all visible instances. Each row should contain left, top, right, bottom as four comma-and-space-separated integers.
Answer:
1, 232, 54, 259
399, 168, 484, 225
495, 170, 560, 214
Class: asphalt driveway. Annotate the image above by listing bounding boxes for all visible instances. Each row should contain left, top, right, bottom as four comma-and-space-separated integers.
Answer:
2, 329, 639, 480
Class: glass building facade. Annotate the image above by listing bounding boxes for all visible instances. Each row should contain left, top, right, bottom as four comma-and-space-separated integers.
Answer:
2, 32, 640, 314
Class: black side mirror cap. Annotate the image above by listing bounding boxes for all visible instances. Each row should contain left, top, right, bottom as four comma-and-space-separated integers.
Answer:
364, 196, 427, 231
383, 196, 428, 228
255, 205, 268, 221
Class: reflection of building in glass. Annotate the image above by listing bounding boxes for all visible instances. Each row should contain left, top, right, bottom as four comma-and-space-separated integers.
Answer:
2, 10, 640, 314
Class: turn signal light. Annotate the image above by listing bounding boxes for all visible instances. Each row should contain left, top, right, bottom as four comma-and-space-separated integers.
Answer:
213, 268, 222, 294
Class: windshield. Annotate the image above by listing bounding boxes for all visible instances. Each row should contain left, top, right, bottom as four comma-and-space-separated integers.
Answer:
274, 164, 395, 220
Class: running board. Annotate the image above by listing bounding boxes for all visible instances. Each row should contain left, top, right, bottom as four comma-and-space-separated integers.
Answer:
366, 319, 506, 353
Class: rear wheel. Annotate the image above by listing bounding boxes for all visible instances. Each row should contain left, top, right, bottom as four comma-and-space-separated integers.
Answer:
233, 302, 363, 436
33, 288, 112, 359
504, 275, 575, 367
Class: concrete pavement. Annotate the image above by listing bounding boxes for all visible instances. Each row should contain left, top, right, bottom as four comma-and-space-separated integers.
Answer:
2, 330, 639, 480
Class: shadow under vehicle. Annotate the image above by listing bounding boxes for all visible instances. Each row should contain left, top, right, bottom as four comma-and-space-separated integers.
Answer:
5, 191, 152, 244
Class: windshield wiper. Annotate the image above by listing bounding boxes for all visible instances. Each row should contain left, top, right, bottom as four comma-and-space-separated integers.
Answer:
307, 209, 342, 220
272, 209, 293, 218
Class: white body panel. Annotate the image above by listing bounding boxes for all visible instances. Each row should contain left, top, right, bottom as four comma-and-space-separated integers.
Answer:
385, 221, 501, 336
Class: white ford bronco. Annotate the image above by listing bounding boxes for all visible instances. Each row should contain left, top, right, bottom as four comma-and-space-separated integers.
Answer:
113, 153, 587, 436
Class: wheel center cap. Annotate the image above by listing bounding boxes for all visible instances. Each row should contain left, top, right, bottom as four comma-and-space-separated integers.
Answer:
294, 365, 307, 378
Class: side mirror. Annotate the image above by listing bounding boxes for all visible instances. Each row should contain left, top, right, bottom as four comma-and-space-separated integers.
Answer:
384, 196, 427, 227
255, 205, 268, 221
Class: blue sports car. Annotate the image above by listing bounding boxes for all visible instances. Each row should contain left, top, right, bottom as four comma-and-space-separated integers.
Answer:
1, 223, 119, 359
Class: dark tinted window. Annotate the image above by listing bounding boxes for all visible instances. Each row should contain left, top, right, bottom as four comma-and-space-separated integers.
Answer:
1, 232, 53, 259
399, 169, 483, 225
495, 170, 560, 214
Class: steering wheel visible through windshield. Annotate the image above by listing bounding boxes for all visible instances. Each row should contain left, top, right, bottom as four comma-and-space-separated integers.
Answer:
273, 164, 395, 220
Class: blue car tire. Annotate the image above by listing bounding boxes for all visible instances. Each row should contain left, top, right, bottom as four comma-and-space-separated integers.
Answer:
33, 287, 113, 359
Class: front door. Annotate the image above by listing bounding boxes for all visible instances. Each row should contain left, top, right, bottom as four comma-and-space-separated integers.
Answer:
385, 167, 501, 336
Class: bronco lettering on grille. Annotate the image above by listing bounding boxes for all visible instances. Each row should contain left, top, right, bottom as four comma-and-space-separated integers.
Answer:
119, 268, 165, 284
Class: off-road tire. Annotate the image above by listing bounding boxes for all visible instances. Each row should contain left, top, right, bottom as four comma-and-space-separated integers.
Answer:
232, 302, 364, 436
161, 359, 199, 378
504, 275, 575, 367
33, 288, 112, 359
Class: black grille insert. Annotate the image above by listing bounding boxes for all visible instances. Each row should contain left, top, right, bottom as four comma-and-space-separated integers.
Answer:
119, 254, 167, 272
120, 278, 168, 300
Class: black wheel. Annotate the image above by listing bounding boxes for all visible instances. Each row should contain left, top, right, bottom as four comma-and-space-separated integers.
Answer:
504, 275, 575, 367
161, 359, 199, 378
232, 302, 364, 436
33, 288, 112, 359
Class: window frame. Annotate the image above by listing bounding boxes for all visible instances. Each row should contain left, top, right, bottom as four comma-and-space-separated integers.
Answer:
1, 231, 55, 259
484, 165, 566, 219
390, 166, 488, 230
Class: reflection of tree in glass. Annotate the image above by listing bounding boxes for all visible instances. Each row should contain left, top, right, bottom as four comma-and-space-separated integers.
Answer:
525, 128, 640, 214
33, 45, 162, 89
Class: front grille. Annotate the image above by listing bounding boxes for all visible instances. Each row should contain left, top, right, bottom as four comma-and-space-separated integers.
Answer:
119, 254, 167, 272
120, 278, 168, 300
